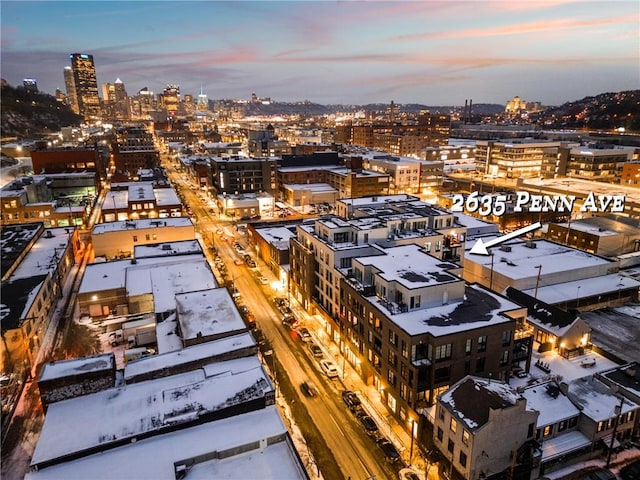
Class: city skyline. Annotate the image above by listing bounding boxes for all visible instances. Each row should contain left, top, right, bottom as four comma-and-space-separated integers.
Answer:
1, 1, 639, 106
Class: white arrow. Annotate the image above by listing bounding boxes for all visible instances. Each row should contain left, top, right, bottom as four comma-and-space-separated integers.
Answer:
469, 222, 542, 255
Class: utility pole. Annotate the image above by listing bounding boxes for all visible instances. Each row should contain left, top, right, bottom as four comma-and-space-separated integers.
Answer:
606, 396, 625, 468
534, 265, 542, 299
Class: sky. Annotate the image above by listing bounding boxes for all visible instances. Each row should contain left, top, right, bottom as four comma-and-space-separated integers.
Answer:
1, 1, 639, 106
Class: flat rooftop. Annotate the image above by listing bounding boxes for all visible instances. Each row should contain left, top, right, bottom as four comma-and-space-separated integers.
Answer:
8, 227, 72, 281
92, 217, 193, 234
356, 244, 459, 289
176, 288, 247, 340
31, 356, 273, 467
521, 382, 580, 427
39, 353, 114, 383
283, 182, 338, 193
28, 406, 297, 479
0, 222, 43, 277
133, 239, 201, 259
365, 283, 522, 337
464, 239, 612, 280
253, 225, 297, 250
522, 274, 640, 305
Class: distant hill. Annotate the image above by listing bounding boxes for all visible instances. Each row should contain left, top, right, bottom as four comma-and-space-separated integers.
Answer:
0, 83, 82, 138
539, 90, 640, 132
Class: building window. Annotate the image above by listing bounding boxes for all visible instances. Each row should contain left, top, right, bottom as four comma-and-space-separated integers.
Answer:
389, 330, 398, 346
145, 234, 150, 240
465, 338, 472, 355
477, 335, 487, 352
597, 421, 605, 433
543, 425, 553, 437
133, 235, 138, 242
447, 439, 454, 453
558, 420, 568, 432
435, 344, 452, 361
626, 411, 635, 423
425, 242, 432, 252
450, 418, 457, 433
569, 416, 578, 428
528, 423, 535, 438
500, 350, 509, 366
459, 451, 467, 468
439, 406, 445, 421
462, 430, 470, 445
437, 427, 444, 442
475, 357, 485, 373
410, 295, 421, 309
502, 330, 512, 346
401, 341, 408, 359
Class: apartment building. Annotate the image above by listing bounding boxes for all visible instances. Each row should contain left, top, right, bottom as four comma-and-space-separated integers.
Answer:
111, 125, 161, 177
99, 182, 182, 222
210, 155, 278, 196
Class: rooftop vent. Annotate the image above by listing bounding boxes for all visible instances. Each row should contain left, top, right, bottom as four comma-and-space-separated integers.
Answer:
161, 244, 172, 251
499, 245, 511, 252
525, 241, 537, 249
44, 230, 54, 238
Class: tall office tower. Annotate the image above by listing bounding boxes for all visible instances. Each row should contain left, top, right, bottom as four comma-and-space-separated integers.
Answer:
22, 78, 38, 93
196, 86, 208, 112
69, 53, 102, 121
63, 66, 79, 114
161, 84, 180, 117
102, 78, 130, 120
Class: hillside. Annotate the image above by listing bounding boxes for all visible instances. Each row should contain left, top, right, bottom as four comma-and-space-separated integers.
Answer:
539, 90, 640, 132
0, 83, 82, 138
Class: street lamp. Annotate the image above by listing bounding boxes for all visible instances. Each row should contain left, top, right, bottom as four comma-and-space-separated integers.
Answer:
606, 396, 624, 468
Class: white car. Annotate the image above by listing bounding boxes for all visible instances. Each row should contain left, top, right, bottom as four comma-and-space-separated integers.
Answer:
258, 276, 269, 285
320, 359, 339, 378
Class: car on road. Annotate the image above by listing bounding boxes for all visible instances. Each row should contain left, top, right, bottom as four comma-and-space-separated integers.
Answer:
279, 305, 293, 316
234, 258, 244, 265
308, 342, 324, 358
246, 259, 257, 268
298, 327, 312, 342
398, 468, 422, 480
357, 414, 379, 435
216, 229, 224, 235
301, 381, 318, 397
258, 275, 269, 285
621, 461, 640, 480
274, 297, 289, 307
376, 438, 400, 463
320, 359, 339, 378
342, 391, 362, 411
282, 315, 299, 330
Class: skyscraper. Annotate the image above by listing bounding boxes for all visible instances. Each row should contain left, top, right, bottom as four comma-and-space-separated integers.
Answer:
196, 86, 208, 112
63, 66, 78, 114
69, 53, 102, 120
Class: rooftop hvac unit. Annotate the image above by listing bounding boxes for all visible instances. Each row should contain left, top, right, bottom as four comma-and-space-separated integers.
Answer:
525, 241, 537, 249
499, 245, 511, 252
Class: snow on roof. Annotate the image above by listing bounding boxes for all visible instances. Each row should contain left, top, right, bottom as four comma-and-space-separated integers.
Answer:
153, 187, 180, 206
440, 376, 523, 431
128, 183, 154, 201
31, 356, 273, 467
253, 226, 297, 251
540, 430, 592, 461
8, 227, 71, 281
521, 177, 640, 205
155, 313, 183, 354
133, 239, 201, 259
553, 221, 619, 237
283, 183, 338, 193
367, 283, 520, 337
39, 353, 114, 382
567, 376, 638, 422
92, 217, 194, 234
28, 406, 292, 479
185, 439, 304, 480
176, 288, 247, 340
103, 189, 128, 210
124, 332, 256, 382
356, 244, 458, 289
464, 239, 611, 280
521, 382, 580, 427
125, 259, 217, 313
522, 274, 640, 305
79, 255, 204, 294
453, 212, 500, 235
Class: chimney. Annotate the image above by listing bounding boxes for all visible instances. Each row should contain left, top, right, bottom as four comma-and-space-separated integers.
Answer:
464, 99, 468, 125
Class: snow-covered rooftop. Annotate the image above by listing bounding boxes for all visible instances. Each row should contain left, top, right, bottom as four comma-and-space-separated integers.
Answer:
39, 353, 114, 383
103, 190, 128, 210
365, 283, 521, 337
176, 288, 247, 341
8, 227, 71, 281
79, 255, 204, 294
522, 274, 640, 305
124, 332, 256, 382
521, 382, 580, 427
128, 183, 154, 202
540, 430, 591, 462
28, 406, 296, 479
153, 187, 180, 206
125, 259, 217, 313
253, 225, 297, 251
566, 375, 638, 422
464, 239, 612, 280
440, 376, 524, 431
283, 182, 338, 193
92, 217, 193, 234
31, 356, 273, 466
133, 239, 202, 259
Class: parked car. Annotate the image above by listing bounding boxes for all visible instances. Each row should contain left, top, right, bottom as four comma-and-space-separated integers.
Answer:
309, 342, 324, 358
377, 438, 400, 463
279, 305, 293, 316
301, 381, 318, 397
282, 315, 299, 330
342, 391, 362, 411
298, 327, 312, 342
234, 258, 244, 265
621, 461, 640, 480
274, 297, 289, 307
398, 468, 422, 480
320, 359, 339, 378
358, 414, 379, 435
258, 276, 269, 285
247, 259, 257, 268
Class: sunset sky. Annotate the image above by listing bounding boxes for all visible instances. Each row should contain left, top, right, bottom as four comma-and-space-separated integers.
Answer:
1, 1, 638, 106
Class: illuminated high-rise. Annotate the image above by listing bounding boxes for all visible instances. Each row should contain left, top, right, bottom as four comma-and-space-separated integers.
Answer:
69, 53, 102, 120
63, 66, 79, 114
